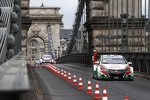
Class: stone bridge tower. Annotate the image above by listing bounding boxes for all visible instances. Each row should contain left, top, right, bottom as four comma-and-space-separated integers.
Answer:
27, 6, 63, 63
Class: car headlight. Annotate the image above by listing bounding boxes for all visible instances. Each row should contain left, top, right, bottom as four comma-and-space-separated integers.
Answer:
125, 66, 131, 72
99, 65, 109, 75
124, 66, 132, 76
100, 65, 108, 71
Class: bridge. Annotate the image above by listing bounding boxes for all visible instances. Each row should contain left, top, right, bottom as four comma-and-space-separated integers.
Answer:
0, 0, 150, 100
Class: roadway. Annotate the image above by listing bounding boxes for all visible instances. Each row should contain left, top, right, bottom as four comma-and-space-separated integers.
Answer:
33, 63, 150, 100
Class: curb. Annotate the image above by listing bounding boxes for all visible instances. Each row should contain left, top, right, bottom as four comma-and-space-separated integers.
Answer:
135, 72, 150, 80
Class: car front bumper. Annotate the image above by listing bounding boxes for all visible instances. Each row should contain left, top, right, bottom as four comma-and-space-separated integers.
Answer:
96, 70, 134, 80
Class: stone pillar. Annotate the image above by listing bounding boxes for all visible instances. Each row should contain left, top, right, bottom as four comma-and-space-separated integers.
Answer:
21, 0, 31, 55
85, 0, 146, 54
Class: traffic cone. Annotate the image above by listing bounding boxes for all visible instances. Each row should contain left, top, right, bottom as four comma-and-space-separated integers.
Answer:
42, 65, 45, 68
72, 75, 77, 86
124, 96, 128, 100
54, 68, 57, 74
38, 65, 40, 68
86, 81, 93, 94
102, 87, 108, 100
60, 70, 64, 78
63, 71, 67, 80
57, 68, 60, 76
78, 77, 84, 90
67, 73, 72, 82
93, 82, 101, 100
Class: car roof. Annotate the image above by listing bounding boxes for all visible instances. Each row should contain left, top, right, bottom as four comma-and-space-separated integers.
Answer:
102, 55, 124, 58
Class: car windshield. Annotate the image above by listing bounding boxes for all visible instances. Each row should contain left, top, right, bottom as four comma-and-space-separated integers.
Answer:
101, 56, 127, 64
43, 55, 52, 58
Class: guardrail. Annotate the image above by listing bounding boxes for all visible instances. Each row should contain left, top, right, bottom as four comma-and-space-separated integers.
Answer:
0, 52, 30, 99
57, 53, 90, 64
56, 52, 150, 74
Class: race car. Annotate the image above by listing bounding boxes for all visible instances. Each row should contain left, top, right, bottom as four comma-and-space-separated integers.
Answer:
93, 55, 134, 81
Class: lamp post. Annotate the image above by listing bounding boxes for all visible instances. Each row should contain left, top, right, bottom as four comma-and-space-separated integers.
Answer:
65, 39, 70, 55
62, 46, 64, 56
82, 31, 87, 53
54, 49, 57, 58
58, 47, 60, 58
120, 13, 129, 51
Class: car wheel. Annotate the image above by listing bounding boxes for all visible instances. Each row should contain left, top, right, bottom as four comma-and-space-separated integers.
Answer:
119, 76, 123, 80
93, 70, 99, 79
128, 78, 134, 81
110, 76, 114, 80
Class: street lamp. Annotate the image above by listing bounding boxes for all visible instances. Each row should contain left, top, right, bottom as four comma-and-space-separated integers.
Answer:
62, 46, 64, 56
58, 47, 60, 57
82, 30, 88, 53
120, 13, 129, 51
54, 49, 57, 58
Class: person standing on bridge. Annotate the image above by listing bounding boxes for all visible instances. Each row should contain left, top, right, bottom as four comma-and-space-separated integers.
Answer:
93, 49, 97, 64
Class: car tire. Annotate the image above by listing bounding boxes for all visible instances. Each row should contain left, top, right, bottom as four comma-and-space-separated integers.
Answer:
119, 76, 123, 80
128, 78, 134, 81
93, 70, 99, 79
110, 76, 114, 80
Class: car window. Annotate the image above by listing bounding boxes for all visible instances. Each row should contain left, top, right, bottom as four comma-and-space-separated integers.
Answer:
42, 55, 52, 58
101, 56, 127, 64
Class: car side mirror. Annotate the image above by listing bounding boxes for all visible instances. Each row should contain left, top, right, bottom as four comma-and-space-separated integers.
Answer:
128, 62, 132, 65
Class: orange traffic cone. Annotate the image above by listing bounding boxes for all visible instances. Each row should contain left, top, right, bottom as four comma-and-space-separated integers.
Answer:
42, 65, 45, 68
124, 96, 128, 100
38, 65, 40, 68
72, 75, 77, 86
60, 70, 64, 78
86, 81, 93, 94
93, 82, 101, 100
78, 77, 84, 90
63, 71, 67, 80
57, 68, 60, 76
67, 73, 72, 82
54, 68, 58, 74
102, 87, 108, 100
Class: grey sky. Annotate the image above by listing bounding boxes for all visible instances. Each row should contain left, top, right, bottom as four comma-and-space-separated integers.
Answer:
30, 0, 78, 29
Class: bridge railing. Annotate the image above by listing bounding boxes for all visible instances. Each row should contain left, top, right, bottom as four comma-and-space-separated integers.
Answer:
0, 52, 30, 99
56, 52, 150, 74
0, 7, 11, 63
0, 0, 21, 64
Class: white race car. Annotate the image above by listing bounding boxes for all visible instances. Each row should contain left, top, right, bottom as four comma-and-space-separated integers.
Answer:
42, 55, 53, 63
93, 55, 134, 81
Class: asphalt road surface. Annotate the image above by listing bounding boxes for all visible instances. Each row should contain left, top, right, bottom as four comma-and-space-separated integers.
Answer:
34, 66, 91, 100
34, 63, 150, 100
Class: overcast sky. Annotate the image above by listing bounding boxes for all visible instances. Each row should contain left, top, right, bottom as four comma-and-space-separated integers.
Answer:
30, 0, 78, 29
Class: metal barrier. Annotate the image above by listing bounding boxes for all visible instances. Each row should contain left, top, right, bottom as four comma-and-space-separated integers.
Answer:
56, 53, 89, 64
56, 52, 150, 74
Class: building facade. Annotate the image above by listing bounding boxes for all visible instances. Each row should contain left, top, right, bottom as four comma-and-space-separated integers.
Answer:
59, 29, 82, 56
